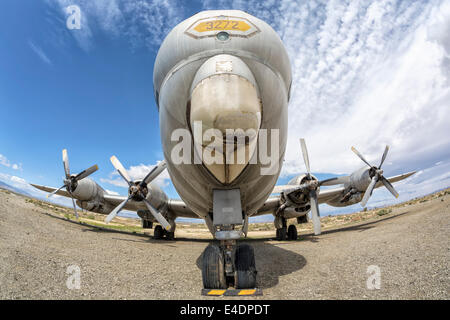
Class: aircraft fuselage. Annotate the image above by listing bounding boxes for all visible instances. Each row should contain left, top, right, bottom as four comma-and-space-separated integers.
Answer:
153, 10, 292, 220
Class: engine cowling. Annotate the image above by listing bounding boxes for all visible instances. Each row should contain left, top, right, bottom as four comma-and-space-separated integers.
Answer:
326, 167, 370, 207
135, 182, 169, 221
347, 167, 372, 191
71, 178, 102, 201
285, 173, 320, 206
76, 200, 113, 214
144, 182, 168, 210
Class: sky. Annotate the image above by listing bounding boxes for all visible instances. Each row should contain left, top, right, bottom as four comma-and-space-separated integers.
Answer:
0, 0, 449, 221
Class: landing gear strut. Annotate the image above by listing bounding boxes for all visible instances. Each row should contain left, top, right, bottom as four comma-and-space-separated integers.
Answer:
276, 218, 298, 240
276, 217, 287, 240
202, 241, 257, 289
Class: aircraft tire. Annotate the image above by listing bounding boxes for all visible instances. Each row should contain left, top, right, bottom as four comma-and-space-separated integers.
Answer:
166, 231, 175, 240
234, 244, 257, 289
276, 227, 287, 240
202, 245, 227, 289
154, 225, 164, 239
287, 225, 298, 240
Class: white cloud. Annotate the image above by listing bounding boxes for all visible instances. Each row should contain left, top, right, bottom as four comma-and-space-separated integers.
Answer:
0, 172, 73, 207
100, 161, 171, 189
105, 189, 119, 195
28, 40, 52, 65
48, 0, 184, 51
49, 0, 95, 51
0, 154, 22, 170
202, 0, 450, 180
121, 0, 184, 50
365, 160, 450, 208
0, 154, 10, 167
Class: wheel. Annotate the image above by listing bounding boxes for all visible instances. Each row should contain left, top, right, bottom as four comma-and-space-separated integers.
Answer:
297, 215, 308, 224
154, 225, 164, 239
166, 232, 175, 240
287, 225, 298, 240
234, 244, 257, 289
142, 220, 153, 229
276, 227, 287, 240
202, 245, 227, 289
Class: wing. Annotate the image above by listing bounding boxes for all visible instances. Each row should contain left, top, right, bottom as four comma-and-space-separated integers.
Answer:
251, 196, 280, 216
317, 186, 346, 203
167, 199, 200, 218
31, 183, 199, 219
257, 186, 345, 216
31, 183, 141, 210
30, 184, 71, 198
258, 170, 416, 216
102, 195, 199, 218
375, 171, 416, 188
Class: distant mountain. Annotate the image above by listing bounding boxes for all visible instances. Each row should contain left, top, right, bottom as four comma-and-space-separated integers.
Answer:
0, 180, 31, 197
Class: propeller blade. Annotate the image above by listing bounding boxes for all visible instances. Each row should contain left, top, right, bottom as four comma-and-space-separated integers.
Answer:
47, 184, 66, 198
110, 156, 133, 186
105, 197, 130, 224
74, 164, 99, 181
380, 176, 399, 198
351, 146, 372, 168
309, 190, 321, 235
379, 145, 389, 169
300, 138, 311, 176
361, 176, 378, 207
143, 199, 171, 231
67, 191, 79, 219
62, 149, 70, 179
141, 160, 167, 186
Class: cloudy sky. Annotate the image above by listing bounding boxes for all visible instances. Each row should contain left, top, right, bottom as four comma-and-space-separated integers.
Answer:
0, 0, 449, 219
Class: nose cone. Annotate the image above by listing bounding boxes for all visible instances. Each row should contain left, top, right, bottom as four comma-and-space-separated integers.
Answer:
189, 55, 262, 184
190, 73, 261, 133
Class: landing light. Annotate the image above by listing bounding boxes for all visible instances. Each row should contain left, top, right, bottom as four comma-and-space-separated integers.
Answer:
216, 31, 229, 41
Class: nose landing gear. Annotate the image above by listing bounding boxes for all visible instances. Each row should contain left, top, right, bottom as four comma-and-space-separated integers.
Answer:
202, 241, 257, 290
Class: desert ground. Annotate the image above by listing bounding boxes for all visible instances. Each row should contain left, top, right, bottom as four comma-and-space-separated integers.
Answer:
0, 187, 448, 299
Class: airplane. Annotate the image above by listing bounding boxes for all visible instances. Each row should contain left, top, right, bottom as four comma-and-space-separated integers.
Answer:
31, 10, 415, 291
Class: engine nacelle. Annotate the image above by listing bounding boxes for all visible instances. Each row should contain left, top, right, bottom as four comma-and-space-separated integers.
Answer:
135, 183, 170, 222
324, 167, 371, 207
284, 173, 320, 206
326, 190, 363, 207
347, 167, 372, 191
72, 178, 103, 201
76, 199, 113, 214
283, 207, 309, 219
325, 167, 372, 207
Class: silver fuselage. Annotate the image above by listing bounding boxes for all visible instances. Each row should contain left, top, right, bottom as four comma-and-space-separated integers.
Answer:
153, 10, 292, 219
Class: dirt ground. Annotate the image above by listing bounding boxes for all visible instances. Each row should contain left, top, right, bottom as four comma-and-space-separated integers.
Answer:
0, 188, 448, 299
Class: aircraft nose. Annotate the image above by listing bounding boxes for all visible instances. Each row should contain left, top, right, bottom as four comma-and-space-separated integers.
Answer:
190, 73, 261, 134
189, 54, 262, 184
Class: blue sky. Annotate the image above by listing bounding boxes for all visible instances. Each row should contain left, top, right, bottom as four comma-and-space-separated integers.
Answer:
1, 0, 449, 220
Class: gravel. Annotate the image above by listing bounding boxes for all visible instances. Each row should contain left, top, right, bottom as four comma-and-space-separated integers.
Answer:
0, 189, 448, 299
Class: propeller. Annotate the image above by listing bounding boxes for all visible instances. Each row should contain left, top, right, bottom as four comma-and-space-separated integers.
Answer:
47, 149, 98, 219
351, 145, 399, 207
299, 138, 321, 235
104, 156, 170, 230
